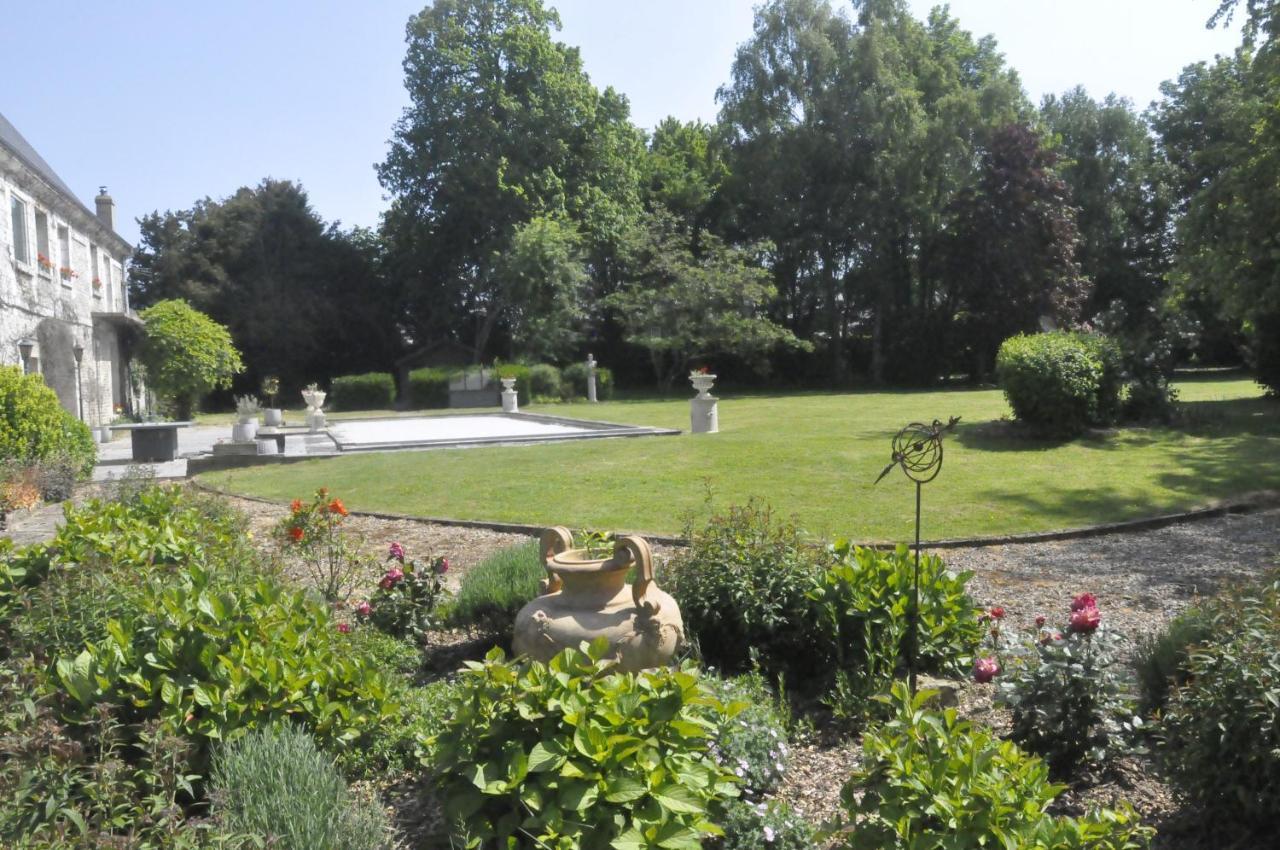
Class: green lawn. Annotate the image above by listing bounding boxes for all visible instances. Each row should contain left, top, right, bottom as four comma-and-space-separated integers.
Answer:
199, 376, 1279, 542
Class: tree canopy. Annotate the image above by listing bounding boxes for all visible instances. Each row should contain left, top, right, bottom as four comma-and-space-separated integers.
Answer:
138, 300, 244, 419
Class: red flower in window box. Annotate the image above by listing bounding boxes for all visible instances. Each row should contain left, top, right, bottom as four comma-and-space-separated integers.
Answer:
92, 277, 103, 289
36, 253, 54, 272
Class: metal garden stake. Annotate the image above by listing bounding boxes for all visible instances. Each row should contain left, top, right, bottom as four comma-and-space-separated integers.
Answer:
874, 416, 960, 694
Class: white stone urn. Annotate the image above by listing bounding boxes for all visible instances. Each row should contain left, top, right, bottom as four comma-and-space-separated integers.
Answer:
263, 408, 284, 427
231, 421, 258, 442
97, 425, 113, 443
513, 527, 684, 671
301, 389, 326, 411
690, 372, 717, 399
500, 377, 519, 413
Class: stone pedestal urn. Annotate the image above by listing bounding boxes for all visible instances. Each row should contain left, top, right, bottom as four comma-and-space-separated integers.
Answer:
500, 377, 519, 413
513, 527, 684, 671
689, 373, 719, 434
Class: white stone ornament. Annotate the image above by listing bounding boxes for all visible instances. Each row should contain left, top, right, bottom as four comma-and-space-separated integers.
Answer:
501, 377, 519, 413
689, 372, 718, 433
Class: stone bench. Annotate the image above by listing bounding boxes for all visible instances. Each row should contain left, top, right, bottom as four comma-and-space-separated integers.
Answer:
108, 421, 193, 463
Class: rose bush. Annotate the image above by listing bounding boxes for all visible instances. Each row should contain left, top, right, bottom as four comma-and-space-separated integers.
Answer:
277, 488, 369, 602
358, 542, 450, 640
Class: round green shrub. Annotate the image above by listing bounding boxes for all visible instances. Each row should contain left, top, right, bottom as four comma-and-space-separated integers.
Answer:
330, 372, 395, 411
0, 366, 96, 481
526, 363, 563, 400
138, 300, 243, 419
995, 331, 1121, 436
1161, 574, 1280, 835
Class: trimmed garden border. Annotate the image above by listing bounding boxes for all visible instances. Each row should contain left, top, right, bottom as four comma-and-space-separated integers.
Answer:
190, 479, 1280, 550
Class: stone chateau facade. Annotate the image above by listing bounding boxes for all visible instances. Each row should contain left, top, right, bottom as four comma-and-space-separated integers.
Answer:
1, 111, 138, 427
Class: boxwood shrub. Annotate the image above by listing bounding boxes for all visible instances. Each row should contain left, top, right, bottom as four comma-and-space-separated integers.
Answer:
330, 372, 395, 411
527, 363, 563, 400
995, 331, 1122, 436
0, 365, 96, 480
404, 367, 454, 409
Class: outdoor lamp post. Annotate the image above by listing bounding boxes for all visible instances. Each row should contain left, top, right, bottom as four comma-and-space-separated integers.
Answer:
17, 339, 35, 375
73, 341, 85, 420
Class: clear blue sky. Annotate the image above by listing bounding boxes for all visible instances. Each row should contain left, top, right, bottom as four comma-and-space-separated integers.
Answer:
3, 1, 1241, 249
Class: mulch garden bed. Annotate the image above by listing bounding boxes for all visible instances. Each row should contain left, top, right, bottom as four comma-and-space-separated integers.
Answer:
214, 492, 1280, 848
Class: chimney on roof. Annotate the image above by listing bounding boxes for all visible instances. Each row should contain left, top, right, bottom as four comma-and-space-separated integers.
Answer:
95, 186, 115, 231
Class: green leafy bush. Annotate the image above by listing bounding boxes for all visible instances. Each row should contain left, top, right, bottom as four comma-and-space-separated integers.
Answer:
449, 540, 544, 635
825, 683, 1153, 849
424, 639, 738, 850
54, 558, 398, 773
1134, 604, 1213, 715
994, 593, 1140, 777
702, 672, 790, 798
138, 300, 243, 419
329, 372, 395, 411
995, 331, 1122, 436
562, 361, 615, 399
210, 725, 389, 850
404, 367, 453, 409
526, 363, 563, 400
0, 366, 96, 480
668, 501, 822, 678
715, 799, 814, 850
1161, 574, 1280, 834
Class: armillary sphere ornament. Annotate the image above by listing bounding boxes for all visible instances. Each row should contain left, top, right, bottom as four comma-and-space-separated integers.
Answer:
874, 416, 961, 694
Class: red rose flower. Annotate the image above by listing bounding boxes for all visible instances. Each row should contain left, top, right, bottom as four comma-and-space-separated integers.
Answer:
973, 656, 1000, 683
336, 622, 351, 634
1070, 592, 1097, 612
328, 498, 348, 517
1069, 605, 1101, 633
990, 606, 1005, 620
1035, 615, 1046, 627
290, 499, 303, 513
356, 601, 372, 617
288, 526, 304, 542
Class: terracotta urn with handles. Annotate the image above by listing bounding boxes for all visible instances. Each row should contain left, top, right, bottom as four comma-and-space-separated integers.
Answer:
513, 527, 684, 671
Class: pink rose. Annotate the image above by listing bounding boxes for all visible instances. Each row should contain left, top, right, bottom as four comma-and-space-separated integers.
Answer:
336, 622, 351, 634
1035, 615, 1046, 627
1070, 605, 1101, 633
973, 656, 1000, 683
356, 601, 372, 617
384, 566, 404, 585
434, 557, 449, 575
1070, 592, 1097, 612
388, 541, 405, 563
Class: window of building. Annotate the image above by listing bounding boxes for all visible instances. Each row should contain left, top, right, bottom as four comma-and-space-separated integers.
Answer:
34, 210, 51, 274
9, 195, 29, 265
57, 225, 71, 282
102, 258, 112, 307
90, 246, 100, 296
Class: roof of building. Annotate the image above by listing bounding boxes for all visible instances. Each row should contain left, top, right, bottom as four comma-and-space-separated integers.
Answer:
0, 110, 130, 251
0, 111, 81, 202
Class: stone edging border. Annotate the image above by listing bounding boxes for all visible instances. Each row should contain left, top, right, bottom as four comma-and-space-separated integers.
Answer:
190, 480, 1280, 550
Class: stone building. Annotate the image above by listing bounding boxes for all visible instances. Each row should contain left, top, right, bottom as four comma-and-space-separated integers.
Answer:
1, 111, 138, 427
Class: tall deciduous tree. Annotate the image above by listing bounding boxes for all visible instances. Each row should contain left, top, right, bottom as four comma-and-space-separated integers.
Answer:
129, 180, 397, 396
606, 210, 806, 390
378, 0, 644, 360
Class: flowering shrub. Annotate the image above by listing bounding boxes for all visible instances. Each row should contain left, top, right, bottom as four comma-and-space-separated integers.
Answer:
992, 593, 1141, 777
824, 682, 1153, 849
703, 671, 791, 798
277, 488, 369, 601
358, 542, 449, 639
1160, 574, 1280, 835
716, 799, 814, 850
424, 639, 739, 850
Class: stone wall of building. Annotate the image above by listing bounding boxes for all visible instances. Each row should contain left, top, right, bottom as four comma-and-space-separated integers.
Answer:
2, 165, 132, 427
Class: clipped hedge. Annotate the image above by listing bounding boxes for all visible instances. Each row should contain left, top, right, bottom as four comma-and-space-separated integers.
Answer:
562, 362, 615, 400
995, 332, 1121, 437
404, 367, 453, 409
330, 372, 395, 411
527, 363, 563, 400
0, 365, 95, 480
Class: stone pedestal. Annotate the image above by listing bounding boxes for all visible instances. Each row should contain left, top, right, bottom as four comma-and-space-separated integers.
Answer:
307, 410, 326, 432
232, 421, 258, 442
690, 396, 719, 433
586, 354, 598, 403
501, 377, 519, 413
